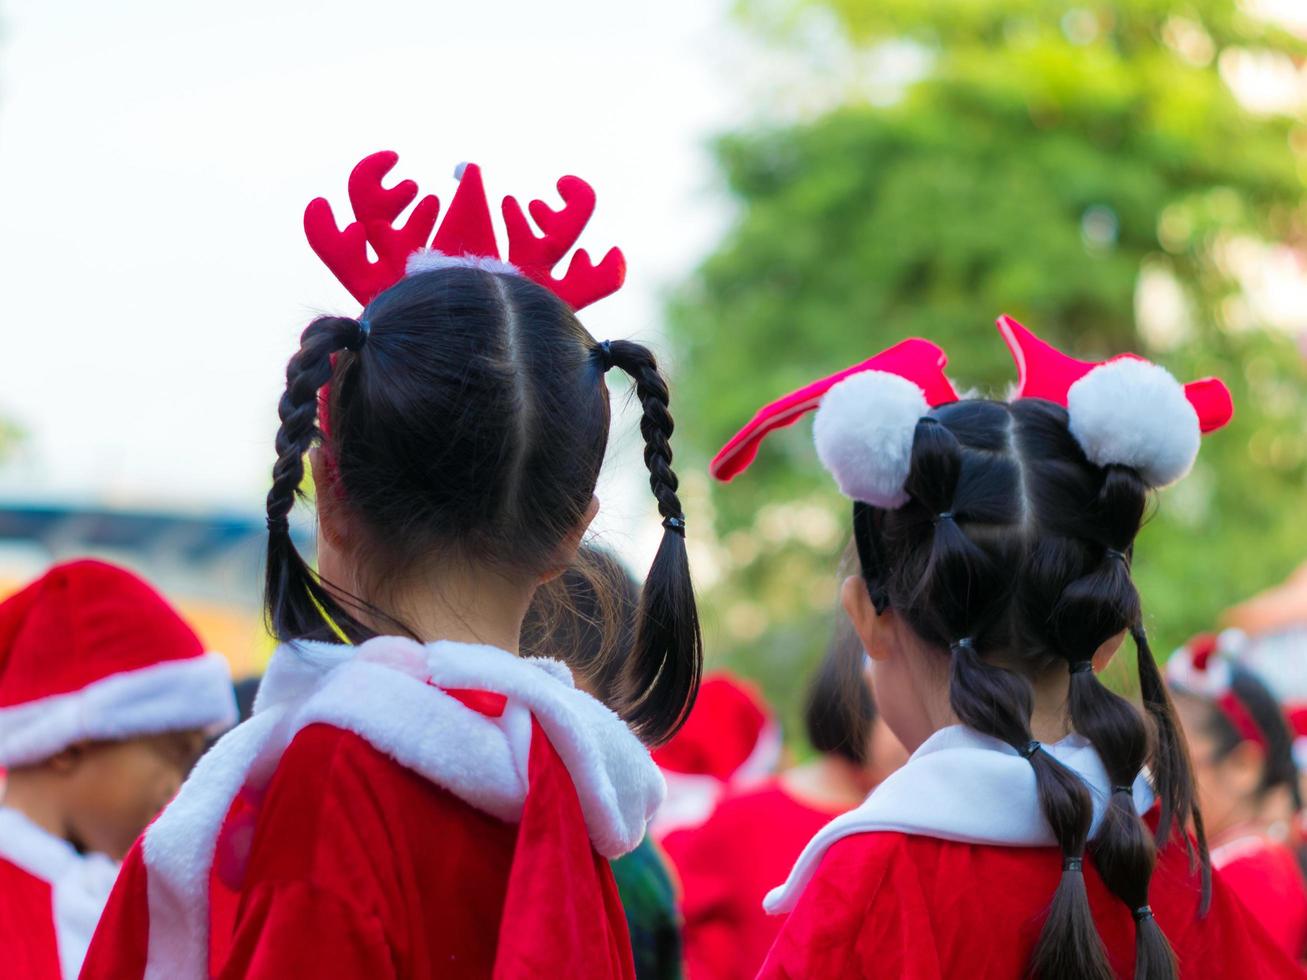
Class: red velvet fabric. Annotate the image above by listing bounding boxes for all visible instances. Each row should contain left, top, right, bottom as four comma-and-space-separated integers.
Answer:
80, 717, 634, 979
0, 856, 63, 980
662, 779, 843, 980
760, 820, 1305, 979
1216, 836, 1307, 962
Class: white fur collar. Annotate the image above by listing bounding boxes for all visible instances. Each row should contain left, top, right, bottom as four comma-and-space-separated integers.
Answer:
0, 808, 119, 980
765, 725, 1154, 914
138, 636, 663, 980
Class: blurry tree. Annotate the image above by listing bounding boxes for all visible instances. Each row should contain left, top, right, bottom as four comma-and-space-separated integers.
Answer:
671, 0, 1307, 727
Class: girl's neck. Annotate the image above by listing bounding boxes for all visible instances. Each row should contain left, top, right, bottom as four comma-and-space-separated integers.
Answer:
1, 772, 72, 847
781, 755, 880, 813
358, 562, 536, 652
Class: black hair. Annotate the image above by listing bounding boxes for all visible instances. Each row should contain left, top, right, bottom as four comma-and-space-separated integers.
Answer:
853, 398, 1206, 980
265, 267, 701, 744
520, 544, 639, 711
804, 616, 876, 767
1190, 665, 1302, 811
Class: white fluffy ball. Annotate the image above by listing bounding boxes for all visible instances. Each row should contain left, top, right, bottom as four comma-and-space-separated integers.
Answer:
813, 371, 929, 508
1066, 359, 1200, 488
405, 249, 521, 277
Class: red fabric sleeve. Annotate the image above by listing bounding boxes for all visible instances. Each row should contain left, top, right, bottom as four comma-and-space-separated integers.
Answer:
216, 879, 394, 979
0, 857, 63, 980
78, 839, 150, 980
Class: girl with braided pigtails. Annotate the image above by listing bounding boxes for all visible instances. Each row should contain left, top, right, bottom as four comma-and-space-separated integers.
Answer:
80, 153, 701, 980
711, 319, 1301, 979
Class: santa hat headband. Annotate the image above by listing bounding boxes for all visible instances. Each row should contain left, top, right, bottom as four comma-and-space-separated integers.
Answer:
1166, 632, 1269, 750
710, 316, 1233, 508
0, 560, 237, 768
305, 151, 626, 311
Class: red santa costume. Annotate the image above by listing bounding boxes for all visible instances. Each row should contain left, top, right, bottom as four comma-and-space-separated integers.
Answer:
0, 559, 237, 980
651, 672, 781, 841
757, 725, 1300, 978
80, 635, 662, 979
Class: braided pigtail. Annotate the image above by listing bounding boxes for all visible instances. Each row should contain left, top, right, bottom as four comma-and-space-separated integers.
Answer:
605, 340, 702, 744
265, 315, 370, 642
900, 414, 1113, 980
1052, 463, 1179, 978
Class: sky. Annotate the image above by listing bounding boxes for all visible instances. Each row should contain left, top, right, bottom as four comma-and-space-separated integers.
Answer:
0, 0, 743, 565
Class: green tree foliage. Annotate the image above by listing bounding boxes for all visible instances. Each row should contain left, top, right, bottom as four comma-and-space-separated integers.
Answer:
670, 0, 1307, 725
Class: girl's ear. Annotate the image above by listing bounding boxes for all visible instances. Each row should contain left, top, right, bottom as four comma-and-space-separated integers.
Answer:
842, 574, 893, 662
309, 448, 348, 551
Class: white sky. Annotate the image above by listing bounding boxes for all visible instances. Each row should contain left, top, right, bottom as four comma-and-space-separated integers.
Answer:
0, 0, 740, 563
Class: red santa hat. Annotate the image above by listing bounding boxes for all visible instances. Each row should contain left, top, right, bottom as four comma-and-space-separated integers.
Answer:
0, 559, 237, 767
650, 672, 781, 838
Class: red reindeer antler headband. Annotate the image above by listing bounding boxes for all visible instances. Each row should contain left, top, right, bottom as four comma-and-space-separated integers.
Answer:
304, 151, 626, 310
711, 316, 1233, 506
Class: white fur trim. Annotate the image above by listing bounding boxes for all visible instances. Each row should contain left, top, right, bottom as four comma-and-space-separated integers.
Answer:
0, 653, 237, 767
405, 248, 521, 278
1067, 359, 1201, 488
137, 636, 663, 980
1165, 643, 1233, 699
764, 725, 1154, 914
813, 371, 928, 508
0, 808, 119, 980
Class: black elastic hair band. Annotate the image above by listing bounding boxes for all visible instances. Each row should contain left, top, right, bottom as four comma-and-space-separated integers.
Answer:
662, 515, 686, 536
950, 637, 975, 654
1069, 660, 1094, 675
1105, 547, 1128, 564
266, 514, 289, 533
346, 317, 371, 352
1112, 784, 1134, 796
1132, 905, 1154, 923
1063, 856, 1083, 873
595, 339, 615, 372
934, 511, 955, 525
1019, 740, 1041, 760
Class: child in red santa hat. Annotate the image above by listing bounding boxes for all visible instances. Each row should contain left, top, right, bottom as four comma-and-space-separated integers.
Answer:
81, 151, 702, 980
0, 558, 236, 980
711, 317, 1300, 978
1168, 632, 1307, 961
663, 617, 907, 980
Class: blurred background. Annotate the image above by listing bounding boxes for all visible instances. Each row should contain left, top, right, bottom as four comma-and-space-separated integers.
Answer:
2, 0, 1306, 732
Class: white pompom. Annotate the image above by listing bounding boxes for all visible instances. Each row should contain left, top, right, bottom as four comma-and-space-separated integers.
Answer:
1066, 359, 1200, 488
813, 371, 929, 508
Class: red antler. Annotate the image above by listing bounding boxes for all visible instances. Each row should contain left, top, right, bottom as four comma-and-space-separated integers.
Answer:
997, 315, 1234, 433
710, 339, 958, 482
304, 151, 441, 306
502, 176, 626, 311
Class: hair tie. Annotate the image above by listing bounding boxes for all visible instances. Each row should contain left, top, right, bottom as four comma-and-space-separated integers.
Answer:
595, 340, 615, 372
950, 636, 975, 654
1132, 904, 1154, 923
1063, 856, 1083, 873
266, 514, 290, 533
1019, 740, 1041, 760
1112, 784, 1134, 796
1069, 660, 1094, 675
1105, 547, 1128, 564
662, 515, 687, 536
346, 317, 370, 352
934, 511, 955, 525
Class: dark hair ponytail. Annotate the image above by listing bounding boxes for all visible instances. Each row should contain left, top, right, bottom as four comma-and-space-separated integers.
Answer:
265, 315, 372, 642
605, 339, 702, 744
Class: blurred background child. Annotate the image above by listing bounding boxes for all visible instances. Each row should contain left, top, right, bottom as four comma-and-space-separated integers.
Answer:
0, 559, 236, 980
1168, 632, 1307, 960
661, 617, 905, 980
